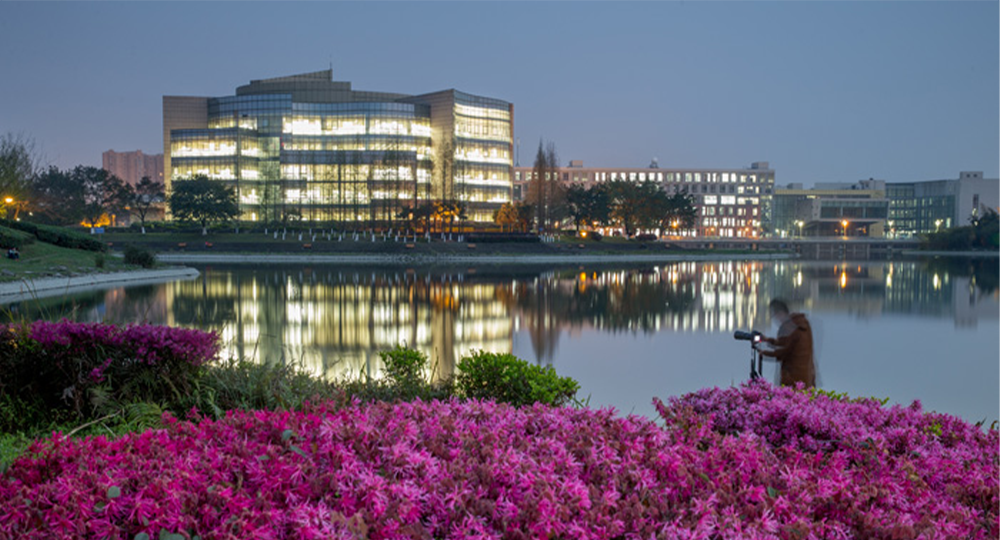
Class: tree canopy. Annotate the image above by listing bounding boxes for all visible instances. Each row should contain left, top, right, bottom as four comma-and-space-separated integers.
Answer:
168, 175, 240, 235
125, 176, 165, 233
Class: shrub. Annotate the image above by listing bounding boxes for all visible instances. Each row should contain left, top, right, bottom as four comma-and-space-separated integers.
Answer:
465, 233, 541, 243
380, 345, 427, 389
339, 345, 453, 403
0, 220, 106, 251
123, 244, 156, 268
94, 253, 105, 268
0, 225, 34, 250
635, 232, 658, 242
456, 350, 579, 407
588, 231, 603, 241
0, 321, 220, 430
0, 391, 994, 539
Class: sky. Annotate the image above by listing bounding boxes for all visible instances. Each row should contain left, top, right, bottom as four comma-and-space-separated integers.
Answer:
1, 1, 997, 186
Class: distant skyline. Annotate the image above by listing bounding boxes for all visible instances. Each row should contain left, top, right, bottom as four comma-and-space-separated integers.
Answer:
1, 2, 997, 186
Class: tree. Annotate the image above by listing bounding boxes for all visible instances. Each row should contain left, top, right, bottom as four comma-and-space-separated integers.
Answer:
0, 132, 44, 220
565, 183, 611, 231
168, 175, 240, 235
527, 139, 565, 232
656, 191, 698, 234
32, 167, 84, 225
607, 180, 662, 237
514, 202, 535, 233
493, 202, 519, 232
124, 176, 165, 234
75, 166, 128, 232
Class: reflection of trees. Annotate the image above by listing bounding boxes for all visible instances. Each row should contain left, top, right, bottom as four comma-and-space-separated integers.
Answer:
923, 257, 998, 295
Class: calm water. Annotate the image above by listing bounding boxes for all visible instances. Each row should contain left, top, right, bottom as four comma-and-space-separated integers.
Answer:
4, 258, 997, 423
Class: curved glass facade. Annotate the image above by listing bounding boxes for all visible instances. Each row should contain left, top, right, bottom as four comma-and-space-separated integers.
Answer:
165, 71, 512, 224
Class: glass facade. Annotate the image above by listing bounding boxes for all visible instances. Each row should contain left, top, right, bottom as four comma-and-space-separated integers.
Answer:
452, 92, 513, 222
166, 72, 512, 224
887, 182, 955, 237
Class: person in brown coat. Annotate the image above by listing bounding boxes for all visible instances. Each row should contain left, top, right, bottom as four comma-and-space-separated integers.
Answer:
756, 299, 816, 388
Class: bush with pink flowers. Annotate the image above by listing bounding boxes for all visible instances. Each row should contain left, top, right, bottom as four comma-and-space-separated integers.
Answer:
0, 321, 220, 430
0, 382, 995, 539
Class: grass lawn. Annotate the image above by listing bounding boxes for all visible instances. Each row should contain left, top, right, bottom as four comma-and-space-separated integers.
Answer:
0, 241, 127, 282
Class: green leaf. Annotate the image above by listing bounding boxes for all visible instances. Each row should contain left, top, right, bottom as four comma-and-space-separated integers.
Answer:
767, 486, 779, 498
107, 485, 121, 499
281, 429, 294, 442
290, 444, 308, 459
134, 534, 150, 540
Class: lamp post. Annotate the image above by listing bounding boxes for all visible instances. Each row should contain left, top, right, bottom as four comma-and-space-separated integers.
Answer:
934, 219, 943, 233
795, 220, 804, 238
841, 219, 849, 238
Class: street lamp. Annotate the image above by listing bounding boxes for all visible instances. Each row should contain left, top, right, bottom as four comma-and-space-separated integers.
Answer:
934, 219, 943, 233
841, 220, 849, 237
795, 220, 804, 238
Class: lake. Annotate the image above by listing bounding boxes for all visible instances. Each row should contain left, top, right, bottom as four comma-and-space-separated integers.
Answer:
4, 257, 997, 424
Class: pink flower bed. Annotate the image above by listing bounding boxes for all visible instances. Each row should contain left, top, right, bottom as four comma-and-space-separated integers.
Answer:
1, 383, 996, 539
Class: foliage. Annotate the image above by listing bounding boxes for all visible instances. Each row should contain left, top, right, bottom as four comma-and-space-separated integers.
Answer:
167, 175, 240, 235
0, 132, 43, 220
29, 167, 85, 225
464, 232, 540, 243
565, 182, 611, 231
606, 179, 663, 237
73, 166, 129, 230
124, 176, 165, 234
339, 345, 453, 404
1, 384, 995, 539
923, 207, 999, 251
122, 244, 157, 268
456, 350, 579, 407
0, 219, 105, 251
173, 357, 341, 416
0, 225, 34, 249
527, 139, 565, 231
0, 321, 220, 430
492, 202, 519, 232
93, 252, 105, 269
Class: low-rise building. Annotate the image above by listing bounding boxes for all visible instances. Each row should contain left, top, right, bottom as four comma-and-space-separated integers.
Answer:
772, 179, 889, 238
513, 160, 775, 238
886, 172, 998, 238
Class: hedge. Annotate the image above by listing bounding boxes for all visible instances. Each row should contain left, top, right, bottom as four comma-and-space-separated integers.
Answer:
0, 220, 106, 252
0, 225, 35, 250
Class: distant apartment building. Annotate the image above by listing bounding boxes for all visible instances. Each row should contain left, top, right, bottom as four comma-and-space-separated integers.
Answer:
886, 171, 998, 237
163, 70, 514, 224
772, 179, 890, 238
102, 149, 164, 185
513, 160, 774, 238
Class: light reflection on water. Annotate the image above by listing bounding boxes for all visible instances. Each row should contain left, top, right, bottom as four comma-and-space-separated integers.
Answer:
3, 258, 997, 423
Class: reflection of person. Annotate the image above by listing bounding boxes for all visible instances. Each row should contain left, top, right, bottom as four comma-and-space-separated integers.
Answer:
756, 299, 815, 387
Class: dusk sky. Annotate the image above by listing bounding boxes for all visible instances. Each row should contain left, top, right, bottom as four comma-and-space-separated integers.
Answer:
2, 1, 997, 186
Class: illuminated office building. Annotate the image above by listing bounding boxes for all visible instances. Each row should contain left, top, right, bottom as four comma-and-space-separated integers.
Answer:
513, 160, 774, 238
772, 179, 890, 238
886, 172, 998, 238
164, 70, 513, 224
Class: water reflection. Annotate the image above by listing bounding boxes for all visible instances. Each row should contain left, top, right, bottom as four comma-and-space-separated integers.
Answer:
3, 258, 996, 401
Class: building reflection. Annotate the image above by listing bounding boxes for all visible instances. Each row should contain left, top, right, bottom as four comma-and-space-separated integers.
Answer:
4, 258, 994, 378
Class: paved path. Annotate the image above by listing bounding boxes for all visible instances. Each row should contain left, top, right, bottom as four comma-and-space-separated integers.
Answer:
0, 267, 200, 302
